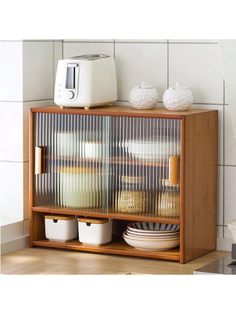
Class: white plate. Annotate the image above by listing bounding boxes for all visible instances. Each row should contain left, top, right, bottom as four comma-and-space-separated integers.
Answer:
124, 232, 180, 241
123, 234, 180, 251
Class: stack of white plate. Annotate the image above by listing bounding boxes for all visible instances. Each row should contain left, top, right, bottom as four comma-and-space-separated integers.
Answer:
125, 139, 180, 161
123, 222, 180, 251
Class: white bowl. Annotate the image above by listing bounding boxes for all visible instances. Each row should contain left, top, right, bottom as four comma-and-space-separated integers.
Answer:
126, 228, 180, 238
128, 222, 180, 232
125, 140, 180, 160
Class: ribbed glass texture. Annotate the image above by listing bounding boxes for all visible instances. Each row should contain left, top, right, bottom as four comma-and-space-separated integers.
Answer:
34, 113, 181, 218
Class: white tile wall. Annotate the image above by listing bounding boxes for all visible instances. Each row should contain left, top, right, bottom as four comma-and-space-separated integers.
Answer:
169, 43, 223, 104
0, 102, 23, 162
63, 41, 114, 58
23, 162, 29, 220
0, 162, 24, 225
1, 221, 24, 242
1, 41, 54, 254
0, 41, 23, 101
224, 166, 236, 225
23, 41, 54, 101
53, 40, 63, 80
0, 100, 52, 162
115, 43, 167, 101
169, 40, 218, 43
218, 41, 236, 166
218, 40, 236, 86
225, 81, 236, 166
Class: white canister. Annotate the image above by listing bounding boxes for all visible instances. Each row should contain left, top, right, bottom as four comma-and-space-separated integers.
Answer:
129, 82, 159, 109
163, 83, 193, 111
78, 218, 112, 245
58, 167, 102, 208
56, 132, 80, 157
45, 215, 77, 242
80, 141, 104, 159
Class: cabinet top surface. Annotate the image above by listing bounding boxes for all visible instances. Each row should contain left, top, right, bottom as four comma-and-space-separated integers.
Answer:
31, 103, 217, 118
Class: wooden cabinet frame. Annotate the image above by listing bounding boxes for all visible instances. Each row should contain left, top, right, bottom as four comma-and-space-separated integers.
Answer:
29, 105, 217, 264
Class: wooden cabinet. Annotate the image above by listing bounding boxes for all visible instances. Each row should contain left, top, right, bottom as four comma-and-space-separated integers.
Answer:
29, 105, 218, 263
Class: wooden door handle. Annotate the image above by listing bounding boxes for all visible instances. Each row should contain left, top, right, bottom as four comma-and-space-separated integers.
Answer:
169, 155, 179, 185
35, 146, 42, 175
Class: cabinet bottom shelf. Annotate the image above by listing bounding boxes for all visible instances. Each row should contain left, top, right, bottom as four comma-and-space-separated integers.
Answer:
32, 238, 180, 261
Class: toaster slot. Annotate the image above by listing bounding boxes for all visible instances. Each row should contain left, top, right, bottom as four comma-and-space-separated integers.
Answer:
65, 63, 78, 90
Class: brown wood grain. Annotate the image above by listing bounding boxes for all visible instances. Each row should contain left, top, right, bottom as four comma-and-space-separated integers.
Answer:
32, 206, 181, 224
33, 239, 180, 261
183, 111, 217, 262
30, 104, 215, 118
180, 118, 185, 264
29, 108, 217, 263
29, 110, 34, 247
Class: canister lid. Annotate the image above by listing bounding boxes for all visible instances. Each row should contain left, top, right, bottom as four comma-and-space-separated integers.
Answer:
45, 215, 75, 220
78, 218, 109, 224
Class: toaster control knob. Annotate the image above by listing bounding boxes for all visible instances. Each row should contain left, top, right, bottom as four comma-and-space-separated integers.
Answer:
66, 90, 75, 100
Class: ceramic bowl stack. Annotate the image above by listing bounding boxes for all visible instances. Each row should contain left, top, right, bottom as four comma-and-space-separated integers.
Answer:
123, 222, 180, 251
125, 139, 180, 161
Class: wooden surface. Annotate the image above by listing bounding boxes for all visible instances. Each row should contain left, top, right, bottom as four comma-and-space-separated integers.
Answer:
32, 239, 180, 261
29, 108, 218, 264
29, 110, 34, 247
180, 118, 185, 263
183, 111, 218, 262
1, 248, 229, 275
32, 206, 181, 224
30, 104, 216, 118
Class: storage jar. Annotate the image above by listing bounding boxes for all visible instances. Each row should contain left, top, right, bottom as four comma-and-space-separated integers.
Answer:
58, 167, 102, 208
78, 218, 113, 245
128, 82, 159, 109
163, 83, 193, 111
45, 215, 77, 242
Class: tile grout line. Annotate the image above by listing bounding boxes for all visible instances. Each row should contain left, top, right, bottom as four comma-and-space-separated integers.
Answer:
223, 79, 226, 237
53, 41, 55, 94
113, 39, 116, 59
167, 40, 169, 89
0, 99, 53, 103
0, 160, 29, 163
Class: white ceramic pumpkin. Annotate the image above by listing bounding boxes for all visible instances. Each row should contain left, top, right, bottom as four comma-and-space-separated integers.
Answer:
128, 82, 159, 109
163, 83, 193, 111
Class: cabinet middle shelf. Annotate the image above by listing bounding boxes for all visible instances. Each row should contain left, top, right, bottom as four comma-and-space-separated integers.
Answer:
45, 155, 169, 168
32, 206, 181, 224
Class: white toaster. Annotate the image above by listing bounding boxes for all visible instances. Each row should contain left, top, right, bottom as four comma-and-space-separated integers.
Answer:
54, 54, 117, 109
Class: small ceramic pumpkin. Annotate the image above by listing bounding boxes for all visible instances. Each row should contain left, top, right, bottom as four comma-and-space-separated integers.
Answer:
128, 82, 159, 109
163, 83, 193, 111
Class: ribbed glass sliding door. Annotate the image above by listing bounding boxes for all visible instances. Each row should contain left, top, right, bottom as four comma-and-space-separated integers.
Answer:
34, 113, 110, 212
34, 113, 181, 218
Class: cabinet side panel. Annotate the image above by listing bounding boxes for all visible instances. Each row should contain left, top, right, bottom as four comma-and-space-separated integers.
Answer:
184, 111, 217, 262
29, 110, 34, 247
